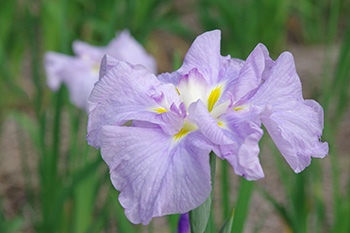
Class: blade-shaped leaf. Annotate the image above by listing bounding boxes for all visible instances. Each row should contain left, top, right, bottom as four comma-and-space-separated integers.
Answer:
231, 178, 254, 233
219, 209, 235, 233
189, 152, 216, 233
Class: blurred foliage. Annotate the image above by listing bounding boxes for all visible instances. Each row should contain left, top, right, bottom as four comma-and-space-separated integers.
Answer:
0, 0, 349, 232
197, 0, 289, 57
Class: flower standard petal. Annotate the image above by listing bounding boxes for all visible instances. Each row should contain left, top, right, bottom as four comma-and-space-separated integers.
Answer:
177, 69, 208, 109
100, 126, 213, 225
98, 54, 120, 79
248, 52, 303, 106
177, 30, 221, 85
87, 61, 179, 148
226, 43, 273, 102
217, 56, 244, 84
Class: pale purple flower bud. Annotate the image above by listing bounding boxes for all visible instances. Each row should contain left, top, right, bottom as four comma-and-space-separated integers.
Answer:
178, 213, 190, 233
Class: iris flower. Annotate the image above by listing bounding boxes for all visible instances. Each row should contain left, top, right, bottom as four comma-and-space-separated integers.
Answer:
44, 30, 157, 111
87, 30, 328, 224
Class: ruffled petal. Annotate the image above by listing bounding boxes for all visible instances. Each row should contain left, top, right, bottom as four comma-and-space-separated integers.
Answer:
261, 101, 328, 173
157, 71, 182, 85
214, 56, 244, 106
218, 55, 244, 84
226, 43, 273, 102
248, 51, 303, 106
218, 110, 265, 180
243, 50, 328, 172
100, 126, 213, 225
99, 55, 175, 106
177, 30, 221, 85
87, 61, 179, 148
99, 55, 120, 79
107, 30, 157, 74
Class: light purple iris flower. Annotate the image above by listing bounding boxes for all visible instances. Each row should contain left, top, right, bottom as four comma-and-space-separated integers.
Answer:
44, 30, 157, 111
87, 30, 328, 224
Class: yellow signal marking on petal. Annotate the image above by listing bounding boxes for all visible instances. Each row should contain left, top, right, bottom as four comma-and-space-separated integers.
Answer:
217, 121, 228, 129
152, 108, 167, 113
172, 121, 197, 142
208, 85, 223, 112
173, 128, 189, 141
176, 88, 181, 95
234, 106, 245, 111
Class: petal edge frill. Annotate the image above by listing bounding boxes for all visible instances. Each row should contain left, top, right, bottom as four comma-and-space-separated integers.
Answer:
248, 52, 303, 106
87, 61, 178, 148
218, 112, 265, 180
226, 43, 272, 102
261, 101, 328, 173
99, 55, 120, 80
100, 126, 213, 225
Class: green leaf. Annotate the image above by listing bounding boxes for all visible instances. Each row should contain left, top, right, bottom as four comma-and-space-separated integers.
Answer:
221, 160, 230, 219
231, 178, 254, 233
167, 214, 180, 233
219, 209, 234, 233
256, 185, 291, 226
189, 152, 216, 233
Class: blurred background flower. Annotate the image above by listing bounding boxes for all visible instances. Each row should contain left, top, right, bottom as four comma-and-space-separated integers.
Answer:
0, 0, 349, 233
45, 30, 157, 111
